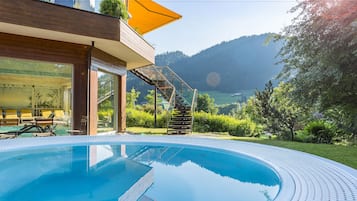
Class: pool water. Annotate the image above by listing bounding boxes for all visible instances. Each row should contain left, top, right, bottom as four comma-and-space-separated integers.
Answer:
0, 144, 280, 201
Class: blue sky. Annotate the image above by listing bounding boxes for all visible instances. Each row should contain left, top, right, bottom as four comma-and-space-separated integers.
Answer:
144, 0, 297, 56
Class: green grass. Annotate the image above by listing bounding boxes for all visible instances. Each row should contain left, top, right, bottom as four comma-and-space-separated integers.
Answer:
221, 136, 357, 169
127, 127, 167, 135
126, 127, 357, 169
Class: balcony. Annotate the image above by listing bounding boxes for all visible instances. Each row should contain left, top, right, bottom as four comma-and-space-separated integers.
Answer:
0, 0, 155, 69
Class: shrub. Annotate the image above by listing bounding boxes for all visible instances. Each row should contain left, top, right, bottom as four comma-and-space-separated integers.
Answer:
193, 112, 260, 136
126, 108, 153, 127
100, 0, 128, 20
303, 121, 335, 144
126, 108, 168, 128
295, 130, 314, 143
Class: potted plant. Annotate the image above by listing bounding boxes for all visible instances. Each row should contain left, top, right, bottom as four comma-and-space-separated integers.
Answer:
99, 0, 129, 20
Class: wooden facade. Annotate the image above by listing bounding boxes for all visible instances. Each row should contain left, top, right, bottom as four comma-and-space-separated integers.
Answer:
0, 0, 155, 134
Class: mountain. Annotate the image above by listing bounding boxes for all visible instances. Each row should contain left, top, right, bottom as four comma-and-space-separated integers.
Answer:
128, 33, 283, 102
155, 51, 189, 66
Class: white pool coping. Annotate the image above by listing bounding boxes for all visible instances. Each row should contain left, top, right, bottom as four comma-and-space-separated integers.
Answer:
0, 135, 356, 201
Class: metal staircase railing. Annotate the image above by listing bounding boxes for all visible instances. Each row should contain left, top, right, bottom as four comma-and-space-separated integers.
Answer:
98, 78, 114, 104
130, 65, 197, 134
98, 90, 114, 104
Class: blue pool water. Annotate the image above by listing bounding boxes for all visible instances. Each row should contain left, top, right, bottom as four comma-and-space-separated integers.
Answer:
0, 143, 280, 201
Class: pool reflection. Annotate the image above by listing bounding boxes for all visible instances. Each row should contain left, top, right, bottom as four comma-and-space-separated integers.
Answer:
0, 144, 280, 201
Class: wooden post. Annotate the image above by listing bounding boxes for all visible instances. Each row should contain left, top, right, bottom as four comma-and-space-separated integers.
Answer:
154, 87, 157, 128
118, 74, 126, 133
88, 69, 98, 135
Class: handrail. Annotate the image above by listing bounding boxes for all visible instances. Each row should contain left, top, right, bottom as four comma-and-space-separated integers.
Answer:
158, 66, 193, 91
131, 64, 198, 134
98, 90, 114, 104
191, 89, 198, 113
190, 89, 198, 133
166, 87, 176, 134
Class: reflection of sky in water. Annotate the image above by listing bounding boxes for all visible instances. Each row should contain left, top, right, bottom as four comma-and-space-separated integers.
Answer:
0, 144, 280, 201
131, 145, 280, 201
146, 161, 278, 201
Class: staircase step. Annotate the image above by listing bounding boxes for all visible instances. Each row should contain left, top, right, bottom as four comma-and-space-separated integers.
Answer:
158, 86, 172, 90
172, 114, 192, 118
169, 124, 192, 128
171, 119, 192, 122
175, 107, 191, 111
170, 121, 192, 125
167, 129, 191, 135
168, 125, 192, 129
173, 111, 191, 115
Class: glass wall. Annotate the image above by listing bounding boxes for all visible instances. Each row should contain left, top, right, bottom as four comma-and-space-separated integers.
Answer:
97, 71, 117, 133
0, 57, 73, 132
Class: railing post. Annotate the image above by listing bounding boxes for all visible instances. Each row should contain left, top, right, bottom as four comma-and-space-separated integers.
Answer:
154, 86, 157, 128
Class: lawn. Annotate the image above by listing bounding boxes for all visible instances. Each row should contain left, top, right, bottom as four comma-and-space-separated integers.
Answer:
217, 136, 357, 169
127, 127, 167, 135
127, 127, 357, 169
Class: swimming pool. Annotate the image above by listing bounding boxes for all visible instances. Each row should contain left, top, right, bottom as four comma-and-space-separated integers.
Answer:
0, 140, 279, 201
0, 135, 356, 201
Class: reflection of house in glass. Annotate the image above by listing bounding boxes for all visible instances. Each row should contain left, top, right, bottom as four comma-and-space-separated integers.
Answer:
0, 0, 180, 135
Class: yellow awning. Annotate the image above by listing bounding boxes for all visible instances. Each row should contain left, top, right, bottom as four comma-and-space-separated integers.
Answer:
128, 0, 182, 34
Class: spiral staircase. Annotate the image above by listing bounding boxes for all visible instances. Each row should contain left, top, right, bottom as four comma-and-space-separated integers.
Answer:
130, 66, 197, 134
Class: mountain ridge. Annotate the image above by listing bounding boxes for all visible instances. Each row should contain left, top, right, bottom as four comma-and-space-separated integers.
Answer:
128, 33, 282, 101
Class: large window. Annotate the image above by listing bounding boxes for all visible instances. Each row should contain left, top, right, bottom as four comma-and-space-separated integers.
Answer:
0, 57, 73, 133
97, 71, 116, 133
93, 57, 126, 133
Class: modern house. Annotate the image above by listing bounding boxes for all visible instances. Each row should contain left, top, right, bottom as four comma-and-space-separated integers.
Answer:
0, 0, 182, 135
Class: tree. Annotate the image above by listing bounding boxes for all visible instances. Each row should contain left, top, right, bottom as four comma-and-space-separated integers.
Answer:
255, 81, 304, 140
277, 0, 357, 137
126, 88, 140, 109
145, 90, 162, 106
197, 93, 218, 114
99, 0, 128, 20
143, 90, 163, 114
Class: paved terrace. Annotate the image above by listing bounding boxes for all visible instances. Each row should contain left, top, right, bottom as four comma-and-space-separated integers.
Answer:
0, 135, 356, 201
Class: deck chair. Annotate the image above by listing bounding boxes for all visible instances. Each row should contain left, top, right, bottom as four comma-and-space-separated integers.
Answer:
0, 111, 3, 126
53, 109, 67, 125
0, 118, 56, 138
20, 109, 33, 123
3, 109, 19, 126
41, 110, 53, 119
67, 115, 87, 135
54, 110, 65, 120
0, 133, 17, 139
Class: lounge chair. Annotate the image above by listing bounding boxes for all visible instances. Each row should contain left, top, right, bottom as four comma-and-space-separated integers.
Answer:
41, 110, 53, 119
32, 132, 55, 137
0, 133, 17, 139
54, 110, 65, 120
53, 109, 68, 125
0, 117, 56, 138
0, 112, 3, 126
35, 113, 56, 132
0, 112, 56, 138
20, 109, 33, 123
3, 109, 19, 126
